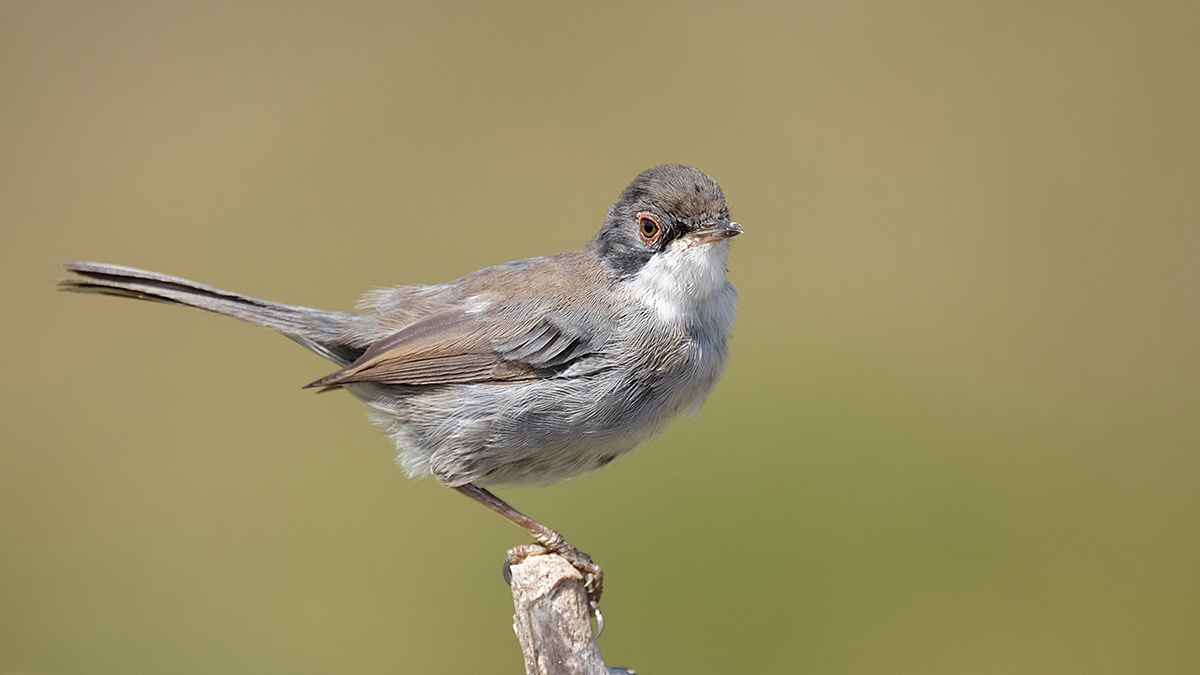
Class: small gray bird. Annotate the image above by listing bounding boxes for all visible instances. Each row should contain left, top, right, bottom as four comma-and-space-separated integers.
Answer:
60, 164, 742, 621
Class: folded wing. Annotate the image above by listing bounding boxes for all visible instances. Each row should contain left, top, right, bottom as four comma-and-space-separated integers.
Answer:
305, 310, 598, 389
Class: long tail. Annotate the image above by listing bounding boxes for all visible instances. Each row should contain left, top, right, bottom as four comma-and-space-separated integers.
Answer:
59, 261, 366, 365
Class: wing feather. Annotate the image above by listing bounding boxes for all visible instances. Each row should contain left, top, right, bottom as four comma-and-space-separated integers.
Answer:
305, 310, 596, 389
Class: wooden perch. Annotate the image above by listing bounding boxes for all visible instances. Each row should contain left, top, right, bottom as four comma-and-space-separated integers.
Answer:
507, 549, 634, 675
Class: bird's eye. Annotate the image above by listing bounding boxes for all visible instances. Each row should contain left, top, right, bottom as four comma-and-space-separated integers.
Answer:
636, 212, 662, 244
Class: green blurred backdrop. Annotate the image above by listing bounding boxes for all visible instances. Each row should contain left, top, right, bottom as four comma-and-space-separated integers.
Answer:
2, 1, 1197, 673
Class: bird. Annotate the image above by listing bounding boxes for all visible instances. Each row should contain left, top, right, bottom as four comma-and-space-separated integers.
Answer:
59, 163, 742, 623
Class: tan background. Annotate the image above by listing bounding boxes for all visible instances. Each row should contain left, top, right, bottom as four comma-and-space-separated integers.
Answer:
3, 2, 1198, 673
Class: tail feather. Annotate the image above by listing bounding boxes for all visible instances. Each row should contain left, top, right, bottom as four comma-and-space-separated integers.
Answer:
59, 262, 366, 365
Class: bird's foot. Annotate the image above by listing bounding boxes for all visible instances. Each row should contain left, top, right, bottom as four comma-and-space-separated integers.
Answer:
504, 540, 605, 635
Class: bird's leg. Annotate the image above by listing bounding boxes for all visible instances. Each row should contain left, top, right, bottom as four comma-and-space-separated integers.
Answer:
454, 483, 604, 626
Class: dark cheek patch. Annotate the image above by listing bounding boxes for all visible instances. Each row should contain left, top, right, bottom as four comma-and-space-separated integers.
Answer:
595, 231, 655, 279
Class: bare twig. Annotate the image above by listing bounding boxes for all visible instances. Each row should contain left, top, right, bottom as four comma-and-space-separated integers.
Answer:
507, 549, 634, 675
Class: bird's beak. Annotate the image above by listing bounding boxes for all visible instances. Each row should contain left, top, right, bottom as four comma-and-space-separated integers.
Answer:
684, 219, 744, 245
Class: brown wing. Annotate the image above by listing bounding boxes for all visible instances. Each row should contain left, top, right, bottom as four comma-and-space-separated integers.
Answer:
303, 310, 591, 389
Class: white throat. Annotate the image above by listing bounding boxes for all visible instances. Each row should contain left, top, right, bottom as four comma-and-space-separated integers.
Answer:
627, 239, 738, 331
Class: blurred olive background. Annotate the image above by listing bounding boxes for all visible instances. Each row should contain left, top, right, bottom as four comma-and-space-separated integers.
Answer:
3, 1, 1198, 673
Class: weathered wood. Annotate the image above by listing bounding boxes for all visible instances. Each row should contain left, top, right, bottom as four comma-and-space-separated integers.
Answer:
508, 550, 634, 675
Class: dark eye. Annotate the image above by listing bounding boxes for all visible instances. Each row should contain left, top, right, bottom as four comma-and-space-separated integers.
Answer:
636, 212, 662, 244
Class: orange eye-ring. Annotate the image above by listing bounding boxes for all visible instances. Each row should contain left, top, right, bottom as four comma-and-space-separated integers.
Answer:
636, 212, 662, 244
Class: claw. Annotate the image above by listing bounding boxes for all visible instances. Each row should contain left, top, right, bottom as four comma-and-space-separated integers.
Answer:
591, 600, 605, 636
